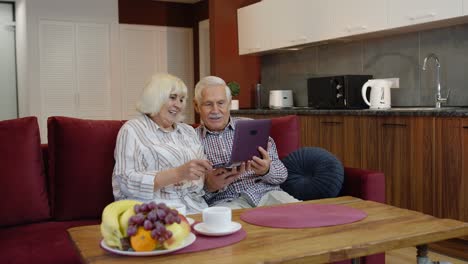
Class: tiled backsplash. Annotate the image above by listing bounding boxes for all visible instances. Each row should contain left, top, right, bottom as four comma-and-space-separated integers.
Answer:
261, 23, 468, 108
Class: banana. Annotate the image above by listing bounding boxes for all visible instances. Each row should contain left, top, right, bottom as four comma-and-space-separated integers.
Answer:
119, 203, 140, 236
100, 199, 141, 249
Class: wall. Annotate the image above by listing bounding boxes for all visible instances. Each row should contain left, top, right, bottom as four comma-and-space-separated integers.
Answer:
118, 0, 193, 27
15, 0, 119, 140
261, 23, 468, 108
209, 0, 260, 108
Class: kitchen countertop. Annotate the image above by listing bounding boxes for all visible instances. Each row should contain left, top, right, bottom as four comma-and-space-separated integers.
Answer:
231, 106, 468, 117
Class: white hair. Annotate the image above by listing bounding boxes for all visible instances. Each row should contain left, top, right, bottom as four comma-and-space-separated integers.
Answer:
136, 73, 187, 120
194, 76, 232, 104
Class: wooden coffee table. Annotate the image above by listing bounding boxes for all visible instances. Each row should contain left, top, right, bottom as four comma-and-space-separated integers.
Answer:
68, 196, 468, 263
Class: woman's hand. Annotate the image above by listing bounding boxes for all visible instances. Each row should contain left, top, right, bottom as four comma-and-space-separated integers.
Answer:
176, 159, 213, 181
154, 159, 212, 190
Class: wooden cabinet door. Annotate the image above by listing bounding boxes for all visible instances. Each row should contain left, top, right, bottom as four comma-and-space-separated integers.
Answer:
462, 118, 468, 222
378, 116, 433, 212
434, 118, 464, 220
299, 115, 320, 147
314, 116, 361, 168
360, 116, 380, 171
388, 0, 462, 28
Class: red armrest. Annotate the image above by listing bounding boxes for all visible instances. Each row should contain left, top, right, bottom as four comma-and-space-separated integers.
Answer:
341, 167, 386, 204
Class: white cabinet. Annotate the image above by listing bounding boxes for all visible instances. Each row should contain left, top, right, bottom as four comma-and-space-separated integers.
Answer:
464, 0, 468, 15
388, 0, 462, 28
39, 20, 112, 121
237, 1, 271, 55
327, 0, 388, 39
269, 0, 331, 49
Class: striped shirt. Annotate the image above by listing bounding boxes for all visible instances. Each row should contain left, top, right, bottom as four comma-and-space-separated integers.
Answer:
112, 114, 208, 214
196, 117, 288, 206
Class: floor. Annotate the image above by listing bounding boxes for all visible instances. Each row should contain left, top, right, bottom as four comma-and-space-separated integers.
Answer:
387, 247, 468, 264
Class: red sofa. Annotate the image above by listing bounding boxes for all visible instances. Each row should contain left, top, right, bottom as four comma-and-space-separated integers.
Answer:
0, 115, 385, 264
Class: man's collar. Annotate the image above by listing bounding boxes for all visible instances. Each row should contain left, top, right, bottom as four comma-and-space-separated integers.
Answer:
201, 117, 235, 138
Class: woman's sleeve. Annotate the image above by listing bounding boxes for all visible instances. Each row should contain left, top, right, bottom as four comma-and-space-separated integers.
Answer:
113, 126, 158, 200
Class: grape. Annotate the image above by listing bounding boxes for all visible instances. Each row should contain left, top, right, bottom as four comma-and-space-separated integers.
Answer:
134, 213, 145, 225
140, 203, 149, 213
175, 215, 181, 224
170, 209, 178, 216
158, 203, 168, 210
151, 229, 158, 239
127, 225, 137, 236
156, 209, 167, 220
133, 204, 141, 214
147, 210, 158, 222
143, 219, 154, 230
148, 202, 157, 210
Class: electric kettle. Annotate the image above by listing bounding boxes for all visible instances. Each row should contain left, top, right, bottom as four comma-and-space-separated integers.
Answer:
361, 79, 392, 109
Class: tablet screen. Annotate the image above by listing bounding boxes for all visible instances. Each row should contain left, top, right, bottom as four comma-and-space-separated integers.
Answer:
228, 119, 271, 167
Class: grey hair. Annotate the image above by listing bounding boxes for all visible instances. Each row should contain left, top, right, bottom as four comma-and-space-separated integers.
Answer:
194, 76, 232, 104
136, 73, 187, 120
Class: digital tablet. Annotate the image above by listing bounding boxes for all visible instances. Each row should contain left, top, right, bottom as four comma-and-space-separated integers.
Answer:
225, 119, 272, 168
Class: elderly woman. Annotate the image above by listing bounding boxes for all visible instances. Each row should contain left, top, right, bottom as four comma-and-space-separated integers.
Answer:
112, 73, 212, 214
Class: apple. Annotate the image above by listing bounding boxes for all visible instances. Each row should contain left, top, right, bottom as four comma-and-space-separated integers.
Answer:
163, 214, 191, 250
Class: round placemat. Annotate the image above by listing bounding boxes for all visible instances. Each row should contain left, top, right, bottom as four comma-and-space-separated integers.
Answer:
240, 203, 367, 228
172, 227, 246, 254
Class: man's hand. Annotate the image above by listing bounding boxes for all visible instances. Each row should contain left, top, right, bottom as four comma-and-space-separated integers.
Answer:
247, 143, 271, 176
205, 163, 246, 192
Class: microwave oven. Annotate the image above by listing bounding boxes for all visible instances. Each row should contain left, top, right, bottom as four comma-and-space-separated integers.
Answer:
307, 75, 373, 109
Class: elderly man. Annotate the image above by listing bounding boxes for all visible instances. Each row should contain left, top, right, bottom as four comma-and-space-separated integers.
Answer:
193, 76, 299, 209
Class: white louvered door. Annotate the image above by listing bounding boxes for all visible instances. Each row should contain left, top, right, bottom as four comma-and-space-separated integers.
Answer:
39, 20, 112, 138
166, 27, 194, 124
76, 23, 111, 119
39, 21, 77, 119
120, 24, 194, 123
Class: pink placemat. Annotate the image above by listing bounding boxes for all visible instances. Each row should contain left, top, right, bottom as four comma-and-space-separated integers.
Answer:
172, 224, 246, 255
240, 203, 367, 228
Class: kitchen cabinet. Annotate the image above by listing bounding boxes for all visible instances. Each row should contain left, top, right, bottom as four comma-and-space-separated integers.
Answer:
464, 0, 468, 15
237, 1, 271, 55
377, 116, 433, 212
268, 0, 330, 49
327, 0, 388, 39
317, 116, 361, 168
462, 119, 468, 222
434, 118, 464, 221
388, 0, 462, 28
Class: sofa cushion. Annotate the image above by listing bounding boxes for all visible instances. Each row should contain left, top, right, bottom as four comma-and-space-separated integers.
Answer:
270, 115, 300, 159
48, 116, 125, 220
0, 219, 98, 264
0, 117, 50, 227
281, 147, 344, 200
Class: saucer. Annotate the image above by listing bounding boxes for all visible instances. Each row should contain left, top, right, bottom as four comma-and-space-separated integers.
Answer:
193, 221, 242, 236
186, 217, 195, 226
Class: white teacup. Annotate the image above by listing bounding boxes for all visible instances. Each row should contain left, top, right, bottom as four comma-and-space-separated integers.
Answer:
202, 206, 232, 231
166, 202, 186, 216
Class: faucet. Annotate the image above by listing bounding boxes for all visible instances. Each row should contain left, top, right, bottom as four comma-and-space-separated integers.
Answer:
422, 53, 449, 108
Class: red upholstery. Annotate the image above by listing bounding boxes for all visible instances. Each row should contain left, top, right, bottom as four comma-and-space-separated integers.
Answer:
47, 116, 125, 220
341, 167, 386, 204
270, 115, 300, 159
0, 117, 50, 227
0, 115, 384, 264
0, 219, 98, 264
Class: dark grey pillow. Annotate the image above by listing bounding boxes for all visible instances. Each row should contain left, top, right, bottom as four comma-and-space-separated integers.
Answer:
281, 147, 344, 200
